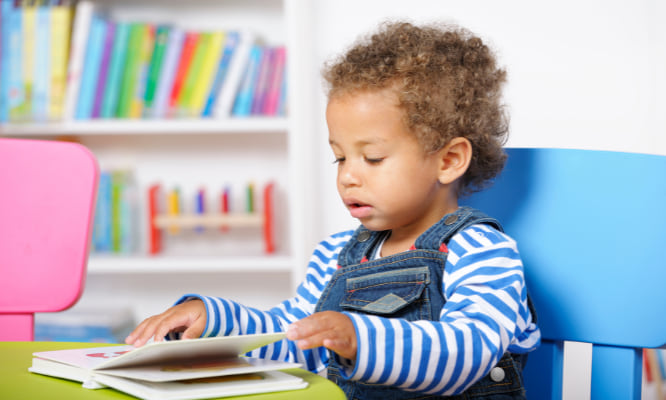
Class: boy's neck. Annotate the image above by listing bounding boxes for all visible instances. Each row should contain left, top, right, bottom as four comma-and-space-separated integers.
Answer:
380, 204, 459, 257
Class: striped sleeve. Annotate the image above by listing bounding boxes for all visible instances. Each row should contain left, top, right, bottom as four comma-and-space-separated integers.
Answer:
172, 230, 354, 373
339, 224, 541, 396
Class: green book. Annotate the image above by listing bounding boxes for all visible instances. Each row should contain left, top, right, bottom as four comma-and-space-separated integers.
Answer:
100, 22, 130, 118
116, 23, 145, 118
143, 25, 170, 116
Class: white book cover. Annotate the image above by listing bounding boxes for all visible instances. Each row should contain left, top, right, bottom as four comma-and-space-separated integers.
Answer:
62, 0, 94, 121
212, 30, 256, 119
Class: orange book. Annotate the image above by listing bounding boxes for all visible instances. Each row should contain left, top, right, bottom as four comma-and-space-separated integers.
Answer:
167, 32, 199, 116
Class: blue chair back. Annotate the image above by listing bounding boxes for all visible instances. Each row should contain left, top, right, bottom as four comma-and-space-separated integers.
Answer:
462, 147, 666, 399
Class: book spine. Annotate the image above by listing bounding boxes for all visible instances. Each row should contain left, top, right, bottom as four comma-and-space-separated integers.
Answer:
93, 171, 112, 252
19, 2, 35, 121
75, 15, 107, 120
110, 171, 123, 252
176, 31, 208, 117
100, 21, 129, 119
202, 31, 238, 117
143, 25, 169, 117
0, 0, 12, 122
91, 21, 115, 119
7, 0, 24, 121
129, 24, 154, 118
189, 31, 224, 117
151, 27, 184, 119
277, 62, 288, 116
250, 46, 273, 115
116, 23, 144, 118
262, 45, 285, 116
167, 31, 198, 117
213, 30, 254, 118
48, 3, 73, 121
62, 0, 93, 121
232, 44, 263, 117
32, 4, 50, 122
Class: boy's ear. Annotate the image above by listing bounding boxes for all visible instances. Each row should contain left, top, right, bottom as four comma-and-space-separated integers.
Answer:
437, 137, 472, 185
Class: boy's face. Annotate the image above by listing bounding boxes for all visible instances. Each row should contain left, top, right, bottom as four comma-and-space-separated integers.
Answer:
327, 89, 456, 237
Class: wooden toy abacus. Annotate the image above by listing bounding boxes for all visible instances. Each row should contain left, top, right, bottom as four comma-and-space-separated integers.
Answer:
148, 182, 275, 255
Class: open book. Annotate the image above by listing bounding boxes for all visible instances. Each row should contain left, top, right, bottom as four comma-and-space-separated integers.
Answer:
29, 332, 307, 400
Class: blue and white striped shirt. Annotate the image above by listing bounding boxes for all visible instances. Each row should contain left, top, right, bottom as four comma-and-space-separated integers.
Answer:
176, 225, 540, 396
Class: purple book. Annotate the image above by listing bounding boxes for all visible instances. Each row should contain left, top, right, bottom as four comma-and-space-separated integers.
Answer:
92, 21, 116, 118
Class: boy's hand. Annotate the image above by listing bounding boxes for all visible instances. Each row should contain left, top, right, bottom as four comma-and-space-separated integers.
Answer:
286, 311, 357, 361
124, 299, 207, 347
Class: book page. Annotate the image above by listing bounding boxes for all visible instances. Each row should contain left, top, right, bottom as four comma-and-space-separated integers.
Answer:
32, 332, 287, 371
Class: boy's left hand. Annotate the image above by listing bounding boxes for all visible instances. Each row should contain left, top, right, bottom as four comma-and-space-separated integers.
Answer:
286, 311, 357, 361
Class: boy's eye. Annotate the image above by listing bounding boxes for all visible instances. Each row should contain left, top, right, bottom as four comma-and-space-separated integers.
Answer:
365, 157, 384, 164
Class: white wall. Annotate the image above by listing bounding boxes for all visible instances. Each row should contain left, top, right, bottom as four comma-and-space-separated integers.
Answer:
306, 1, 666, 399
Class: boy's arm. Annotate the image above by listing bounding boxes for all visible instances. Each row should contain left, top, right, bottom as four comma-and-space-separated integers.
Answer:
336, 225, 540, 396
171, 231, 353, 372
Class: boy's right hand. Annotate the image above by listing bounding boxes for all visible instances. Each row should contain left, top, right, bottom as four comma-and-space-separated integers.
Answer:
124, 299, 207, 347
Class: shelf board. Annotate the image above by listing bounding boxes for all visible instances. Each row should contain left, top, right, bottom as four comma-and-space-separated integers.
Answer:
88, 254, 294, 274
0, 118, 288, 136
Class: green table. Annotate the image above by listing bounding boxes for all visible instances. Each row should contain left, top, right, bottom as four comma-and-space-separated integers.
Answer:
0, 341, 346, 400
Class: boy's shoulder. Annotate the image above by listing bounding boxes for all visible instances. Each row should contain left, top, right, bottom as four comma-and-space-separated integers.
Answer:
451, 223, 517, 251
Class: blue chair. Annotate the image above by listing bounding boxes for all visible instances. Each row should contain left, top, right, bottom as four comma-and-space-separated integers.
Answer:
462, 148, 666, 399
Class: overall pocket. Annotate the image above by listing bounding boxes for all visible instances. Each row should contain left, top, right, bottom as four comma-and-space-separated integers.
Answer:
341, 266, 431, 321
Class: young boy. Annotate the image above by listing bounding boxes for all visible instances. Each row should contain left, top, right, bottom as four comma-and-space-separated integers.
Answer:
126, 21, 540, 399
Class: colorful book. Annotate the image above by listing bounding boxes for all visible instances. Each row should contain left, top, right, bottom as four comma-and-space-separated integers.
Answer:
250, 46, 273, 115
93, 171, 112, 252
119, 170, 137, 253
91, 21, 115, 118
262, 45, 286, 116
7, 0, 24, 121
100, 21, 129, 119
202, 31, 238, 117
48, 3, 73, 120
75, 14, 107, 120
19, 1, 36, 121
176, 31, 209, 116
0, 0, 12, 122
31, 3, 50, 122
62, 0, 94, 121
189, 31, 224, 117
28, 333, 306, 400
277, 63, 288, 116
150, 26, 183, 119
116, 23, 146, 118
110, 170, 124, 252
129, 24, 155, 118
232, 44, 263, 117
213, 30, 255, 118
167, 31, 198, 117
142, 25, 170, 117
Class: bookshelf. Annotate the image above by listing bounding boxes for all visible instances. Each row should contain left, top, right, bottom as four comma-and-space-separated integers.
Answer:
0, 0, 318, 318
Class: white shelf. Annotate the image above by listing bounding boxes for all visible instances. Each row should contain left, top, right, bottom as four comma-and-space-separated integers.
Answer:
0, 118, 288, 136
88, 254, 294, 274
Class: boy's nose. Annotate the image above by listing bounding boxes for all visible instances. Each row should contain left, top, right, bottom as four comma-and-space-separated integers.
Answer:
338, 164, 360, 187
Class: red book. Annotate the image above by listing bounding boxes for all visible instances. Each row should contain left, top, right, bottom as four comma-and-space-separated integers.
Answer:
167, 32, 199, 115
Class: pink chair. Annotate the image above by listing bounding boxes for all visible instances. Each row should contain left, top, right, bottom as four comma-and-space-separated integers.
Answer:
0, 138, 99, 341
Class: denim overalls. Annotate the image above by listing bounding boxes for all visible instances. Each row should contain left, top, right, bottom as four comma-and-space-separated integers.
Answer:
315, 207, 529, 400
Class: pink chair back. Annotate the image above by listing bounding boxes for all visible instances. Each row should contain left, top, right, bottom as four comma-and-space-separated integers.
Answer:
0, 138, 99, 341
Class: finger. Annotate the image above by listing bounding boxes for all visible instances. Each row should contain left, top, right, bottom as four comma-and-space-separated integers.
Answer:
287, 312, 337, 340
322, 337, 356, 360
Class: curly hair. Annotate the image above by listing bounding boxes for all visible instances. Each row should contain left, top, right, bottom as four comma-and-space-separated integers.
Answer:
322, 21, 509, 195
